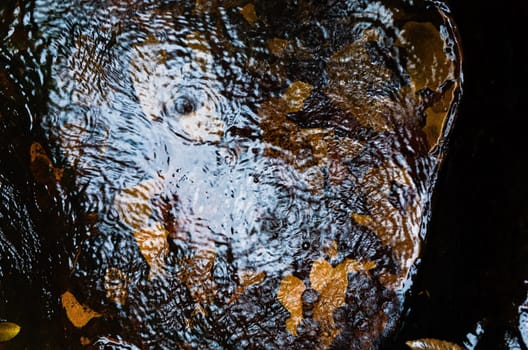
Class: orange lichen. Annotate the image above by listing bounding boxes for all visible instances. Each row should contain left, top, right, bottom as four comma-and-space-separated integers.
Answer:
351, 213, 372, 227
61, 291, 101, 328
239, 270, 266, 287
310, 258, 376, 348
309, 258, 348, 327
229, 270, 267, 304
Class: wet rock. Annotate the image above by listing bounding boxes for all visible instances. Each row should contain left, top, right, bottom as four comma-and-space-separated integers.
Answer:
0, 0, 462, 348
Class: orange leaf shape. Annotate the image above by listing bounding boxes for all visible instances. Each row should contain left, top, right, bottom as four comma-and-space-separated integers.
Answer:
0, 322, 20, 342
61, 291, 101, 328
310, 258, 376, 348
277, 275, 306, 336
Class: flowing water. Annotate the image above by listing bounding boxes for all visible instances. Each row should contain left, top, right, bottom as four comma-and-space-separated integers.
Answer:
0, 1, 463, 349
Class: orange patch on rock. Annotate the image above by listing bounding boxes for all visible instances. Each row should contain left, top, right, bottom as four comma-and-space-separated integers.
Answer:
61, 291, 101, 328
277, 256, 376, 346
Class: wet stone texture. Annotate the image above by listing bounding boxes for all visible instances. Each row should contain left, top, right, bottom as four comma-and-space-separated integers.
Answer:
0, 0, 462, 349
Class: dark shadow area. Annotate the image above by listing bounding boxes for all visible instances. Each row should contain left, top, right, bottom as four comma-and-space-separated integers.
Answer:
396, 0, 528, 348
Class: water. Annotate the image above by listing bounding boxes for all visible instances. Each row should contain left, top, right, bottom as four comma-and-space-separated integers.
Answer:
0, 0, 463, 349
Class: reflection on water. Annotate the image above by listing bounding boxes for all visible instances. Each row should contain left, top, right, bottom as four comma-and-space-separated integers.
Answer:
519, 286, 528, 348
0, 0, 463, 349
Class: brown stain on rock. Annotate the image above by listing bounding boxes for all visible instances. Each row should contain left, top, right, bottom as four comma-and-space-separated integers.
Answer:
240, 3, 258, 25
398, 21, 459, 150
30, 142, 63, 184
325, 40, 396, 133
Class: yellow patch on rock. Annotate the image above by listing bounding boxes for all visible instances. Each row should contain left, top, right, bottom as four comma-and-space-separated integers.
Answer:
61, 291, 101, 328
239, 270, 266, 287
229, 270, 267, 304
0, 322, 20, 342
351, 213, 372, 227
398, 21, 459, 151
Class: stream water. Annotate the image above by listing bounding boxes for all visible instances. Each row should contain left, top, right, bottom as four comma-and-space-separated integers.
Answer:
0, 1, 464, 349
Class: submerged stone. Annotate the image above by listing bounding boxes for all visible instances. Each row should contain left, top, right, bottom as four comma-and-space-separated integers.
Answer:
0, 0, 462, 348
